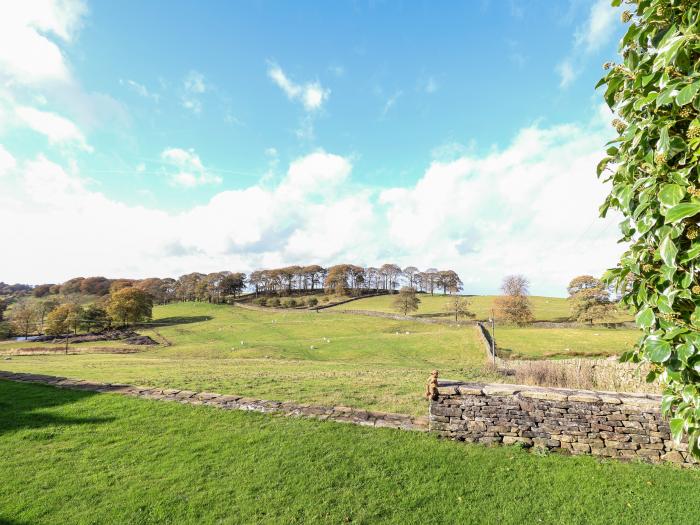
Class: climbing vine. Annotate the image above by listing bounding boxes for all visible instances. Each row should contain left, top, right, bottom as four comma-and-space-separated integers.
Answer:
598, 0, 700, 457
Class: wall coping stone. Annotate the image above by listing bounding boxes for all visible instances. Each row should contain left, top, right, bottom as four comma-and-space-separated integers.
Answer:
437, 380, 662, 409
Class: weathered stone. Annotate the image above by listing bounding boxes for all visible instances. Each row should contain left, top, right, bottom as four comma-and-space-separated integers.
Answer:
661, 451, 685, 463
520, 390, 568, 402
482, 385, 521, 396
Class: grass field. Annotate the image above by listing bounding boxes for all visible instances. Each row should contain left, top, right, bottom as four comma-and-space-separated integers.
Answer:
495, 326, 640, 360
2, 380, 697, 525
0, 302, 493, 416
328, 294, 634, 323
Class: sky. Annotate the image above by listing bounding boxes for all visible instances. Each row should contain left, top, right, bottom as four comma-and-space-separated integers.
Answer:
0, 0, 628, 296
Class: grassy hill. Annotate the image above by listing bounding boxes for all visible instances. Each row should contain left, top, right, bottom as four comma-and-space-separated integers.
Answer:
0, 302, 641, 414
0, 303, 491, 415
327, 293, 634, 323
2, 380, 698, 525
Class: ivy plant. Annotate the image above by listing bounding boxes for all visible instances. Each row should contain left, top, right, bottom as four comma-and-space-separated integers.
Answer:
597, 0, 700, 458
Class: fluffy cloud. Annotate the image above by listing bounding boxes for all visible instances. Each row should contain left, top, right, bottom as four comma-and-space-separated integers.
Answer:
0, 0, 86, 85
0, 144, 16, 176
161, 147, 222, 187
267, 62, 330, 111
1, 115, 624, 296
15, 106, 92, 151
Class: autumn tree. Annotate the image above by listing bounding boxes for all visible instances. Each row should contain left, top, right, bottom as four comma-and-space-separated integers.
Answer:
107, 287, 153, 327
494, 275, 533, 326
8, 300, 37, 338
36, 299, 59, 333
567, 275, 616, 325
445, 296, 475, 322
393, 287, 421, 316
45, 303, 83, 336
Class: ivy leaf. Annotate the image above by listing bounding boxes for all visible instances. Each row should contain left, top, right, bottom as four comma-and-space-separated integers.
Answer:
645, 336, 672, 363
636, 307, 656, 329
670, 418, 685, 441
677, 80, 700, 106
659, 184, 684, 207
665, 202, 700, 223
659, 235, 678, 268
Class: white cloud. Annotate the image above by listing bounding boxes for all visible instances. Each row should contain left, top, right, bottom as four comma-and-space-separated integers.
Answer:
1, 114, 623, 296
557, 0, 619, 89
0, 144, 16, 176
267, 62, 330, 111
181, 70, 207, 114
557, 60, 577, 89
0, 0, 86, 85
161, 147, 222, 187
15, 106, 92, 151
576, 0, 618, 53
184, 70, 206, 94
120, 78, 160, 102
382, 91, 402, 117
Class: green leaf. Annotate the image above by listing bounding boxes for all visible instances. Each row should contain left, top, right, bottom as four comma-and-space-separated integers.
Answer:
677, 343, 696, 364
645, 336, 672, 363
659, 184, 684, 207
665, 202, 700, 223
677, 80, 700, 106
670, 418, 685, 441
636, 307, 655, 329
659, 235, 678, 268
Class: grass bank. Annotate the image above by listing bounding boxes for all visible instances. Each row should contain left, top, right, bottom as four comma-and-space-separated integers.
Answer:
1, 380, 697, 525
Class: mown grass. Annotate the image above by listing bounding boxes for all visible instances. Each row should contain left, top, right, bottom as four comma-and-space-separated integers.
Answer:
494, 326, 640, 360
0, 303, 492, 416
1, 380, 697, 525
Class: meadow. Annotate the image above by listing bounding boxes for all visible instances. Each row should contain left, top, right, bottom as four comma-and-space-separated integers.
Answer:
0, 302, 642, 415
328, 293, 634, 323
494, 326, 640, 359
1, 380, 698, 525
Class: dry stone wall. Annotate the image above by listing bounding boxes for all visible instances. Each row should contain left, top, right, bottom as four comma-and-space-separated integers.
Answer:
0, 370, 427, 431
430, 381, 695, 465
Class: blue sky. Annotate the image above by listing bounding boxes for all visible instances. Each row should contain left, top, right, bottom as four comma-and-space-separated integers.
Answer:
0, 0, 627, 295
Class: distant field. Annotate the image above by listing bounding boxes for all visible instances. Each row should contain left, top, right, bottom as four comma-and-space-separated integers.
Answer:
327, 294, 565, 319
328, 294, 634, 323
3, 380, 697, 525
0, 302, 491, 416
495, 326, 640, 360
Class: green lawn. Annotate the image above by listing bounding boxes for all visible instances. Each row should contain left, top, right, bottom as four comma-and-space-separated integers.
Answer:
0, 302, 491, 416
1, 380, 697, 525
495, 326, 640, 359
329, 294, 574, 321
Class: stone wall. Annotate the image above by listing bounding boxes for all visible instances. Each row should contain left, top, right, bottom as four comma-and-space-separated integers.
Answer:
430, 381, 695, 465
0, 370, 428, 432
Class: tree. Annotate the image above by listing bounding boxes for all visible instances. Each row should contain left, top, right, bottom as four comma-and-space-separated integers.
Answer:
424, 268, 439, 295
45, 303, 83, 336
106, 287, 153, 327
444, 296, 475, 322
8, 300, 36, 338
81, 304, 110, 332
36, 299, 59, 333
597, 0, 700, 457
567, 275, 616, 325
324, 265, 349, 295
437, 270, 463, 295
403, 266, 419, 288
494, 275, 533, 325
392, 287, 421, 316
380, 263, 402, 291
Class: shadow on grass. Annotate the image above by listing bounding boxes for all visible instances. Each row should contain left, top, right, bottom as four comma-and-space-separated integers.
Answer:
0, 381, 115, 437
144, 315, 213, 327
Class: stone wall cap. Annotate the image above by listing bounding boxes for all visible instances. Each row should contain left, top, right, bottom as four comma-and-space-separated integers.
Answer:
520, 390, 568, 402
482, 385, 521, 396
